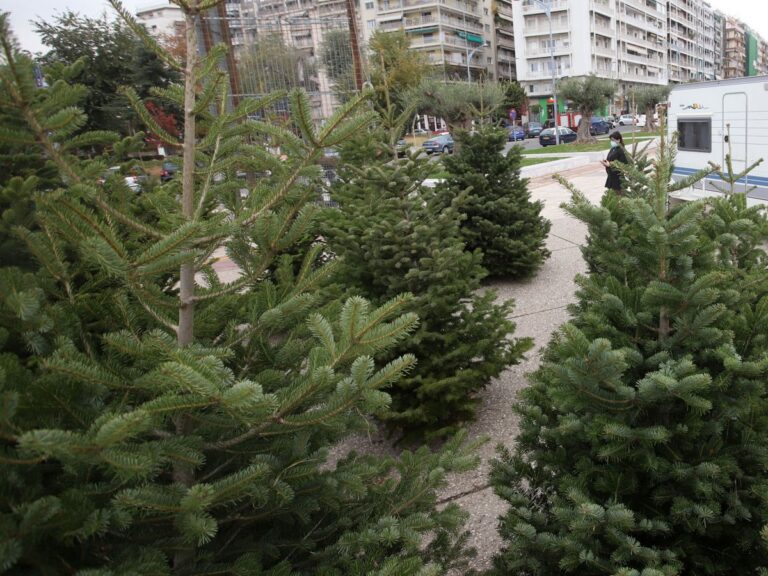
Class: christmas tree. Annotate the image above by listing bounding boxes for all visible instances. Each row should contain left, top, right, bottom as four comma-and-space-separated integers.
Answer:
0, 6, 482, 574
490, 134, 768, 574
324, 128, 531, 440
436, 128, 550, 279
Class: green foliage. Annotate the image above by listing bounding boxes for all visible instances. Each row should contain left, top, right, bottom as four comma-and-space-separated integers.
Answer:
559, 74, 616, 142
490, 132, 768, 574
323, 134, 531, 440
406, 79, 504, 148
34, 9, 179, 134
631, 85, 670, 132
369, 30, 429, 115
436, 128, 550, 279
0, 8, 479, 575
501, 80, 527, 117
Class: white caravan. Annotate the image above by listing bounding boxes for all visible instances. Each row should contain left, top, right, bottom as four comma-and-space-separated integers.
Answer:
667, 75, 768, 204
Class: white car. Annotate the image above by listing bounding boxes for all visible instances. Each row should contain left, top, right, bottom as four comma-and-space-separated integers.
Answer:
618, 114, 635, 126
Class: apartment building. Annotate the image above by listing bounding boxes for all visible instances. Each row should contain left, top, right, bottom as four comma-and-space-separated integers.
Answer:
512, 0, 667, 122
723, 16, 746, 78
358, 0, 495, 82
667, 0, 717, 83
136, 2, 185, 38
494, 0, 517, 81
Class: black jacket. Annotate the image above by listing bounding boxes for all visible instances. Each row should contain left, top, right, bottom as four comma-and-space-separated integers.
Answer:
604, 145, 628, 191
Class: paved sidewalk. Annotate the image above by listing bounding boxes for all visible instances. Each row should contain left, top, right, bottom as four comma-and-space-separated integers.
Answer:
444, 161, 607, 573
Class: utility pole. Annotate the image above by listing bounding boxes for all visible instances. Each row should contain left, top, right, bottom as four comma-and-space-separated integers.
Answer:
345, 0, 365, 91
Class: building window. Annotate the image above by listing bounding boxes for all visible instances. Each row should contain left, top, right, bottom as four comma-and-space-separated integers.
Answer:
366, 1, 374, 8
678, 118, 711, 153
367, 19, 377, 29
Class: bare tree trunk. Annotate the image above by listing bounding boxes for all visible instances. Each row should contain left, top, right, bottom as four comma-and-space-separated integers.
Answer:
174, 3, 199, 571
576, 110, 596, 143
179, 7, 197, 348
644, 104, 656, 133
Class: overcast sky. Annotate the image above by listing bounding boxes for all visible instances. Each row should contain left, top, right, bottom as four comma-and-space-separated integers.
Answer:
4, 0, 768, 54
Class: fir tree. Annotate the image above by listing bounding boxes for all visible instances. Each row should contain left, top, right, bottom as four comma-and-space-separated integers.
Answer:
436, 128, 550, 279
324, 128, 531, 440
0, 6, 481, 575
490, 134, 768, 575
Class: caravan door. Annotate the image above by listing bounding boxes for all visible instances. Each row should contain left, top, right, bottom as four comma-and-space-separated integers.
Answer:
722, 92, 749, 183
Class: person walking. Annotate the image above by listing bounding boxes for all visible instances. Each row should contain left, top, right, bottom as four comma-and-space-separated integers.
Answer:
601, 131, 628, 193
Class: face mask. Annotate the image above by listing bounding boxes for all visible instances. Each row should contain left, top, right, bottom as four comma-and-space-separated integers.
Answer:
610, 140, 619, 148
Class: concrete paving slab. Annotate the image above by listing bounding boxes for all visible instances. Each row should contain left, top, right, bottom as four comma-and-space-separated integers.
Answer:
545, 232, 579, 252
489, 244, 586, 317
549, 217, 589, 247
438, 305, 571, 502
446, 486, 507, 575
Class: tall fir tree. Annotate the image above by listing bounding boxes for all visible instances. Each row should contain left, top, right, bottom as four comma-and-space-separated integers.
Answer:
324, 126, 531, 440
0, 5, 483, 574
490, 135, 768, 575
436, 128, 550, 279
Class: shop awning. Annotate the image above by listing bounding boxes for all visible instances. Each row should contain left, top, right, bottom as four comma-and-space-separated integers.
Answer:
457, 31, 484, 44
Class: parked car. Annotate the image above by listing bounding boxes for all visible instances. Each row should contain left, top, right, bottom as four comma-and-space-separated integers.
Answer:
618, 114, 636, 126
589, 116, 611, 136
98, 166, 148, 193
539, 126, 577, 147
395, 139, 409, 157
422, 134, 454, 154
508, 125, 525, 141
605, 116, 618, 129
160, 161, 179, 182
525, 122, 543, 138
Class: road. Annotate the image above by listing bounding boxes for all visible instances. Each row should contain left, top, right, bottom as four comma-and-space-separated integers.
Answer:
502, 123, 646, 153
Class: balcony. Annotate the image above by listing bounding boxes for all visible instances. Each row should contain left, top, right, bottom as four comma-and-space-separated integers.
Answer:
380, 0, 479, 13
522, 0, 568, 14
593, 44, 614, 58
523, 65, 572, 80
523, 20, 571, 36
622, 0, 665, 16
525, 44, 571, 58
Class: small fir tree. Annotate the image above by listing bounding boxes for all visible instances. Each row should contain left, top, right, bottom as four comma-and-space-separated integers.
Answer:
490, 134, 768, 575
0, 6, 482, 575
436, 128, 550, 279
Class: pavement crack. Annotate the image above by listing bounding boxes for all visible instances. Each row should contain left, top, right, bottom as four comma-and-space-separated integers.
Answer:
511, 304, 569, 319
548, 232, 582, 247
438, 483, 492, 505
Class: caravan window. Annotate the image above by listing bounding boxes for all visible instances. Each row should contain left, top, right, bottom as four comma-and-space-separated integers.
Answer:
678, 118, 711, 153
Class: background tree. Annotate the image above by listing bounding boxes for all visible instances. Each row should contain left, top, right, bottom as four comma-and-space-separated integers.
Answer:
368, 29, 429, 116
632, 85, 671, 132
319, 29, 356, 104
437, 128, 550, 279
500, 80, 527, 122
406, 79, 504, 152
0, 6, 483, 574
34, 10, 178, 134
490, 136, 768, 575
559, 74, 615, 143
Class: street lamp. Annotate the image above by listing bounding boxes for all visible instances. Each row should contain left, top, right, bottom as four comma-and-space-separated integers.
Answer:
516, 0, 559, 144
467, 40, 490, 83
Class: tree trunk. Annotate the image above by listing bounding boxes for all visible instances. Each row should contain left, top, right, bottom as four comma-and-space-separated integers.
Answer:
576, 110, 596, 143
174, 4, 198, 572
644, 104, 656, 133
